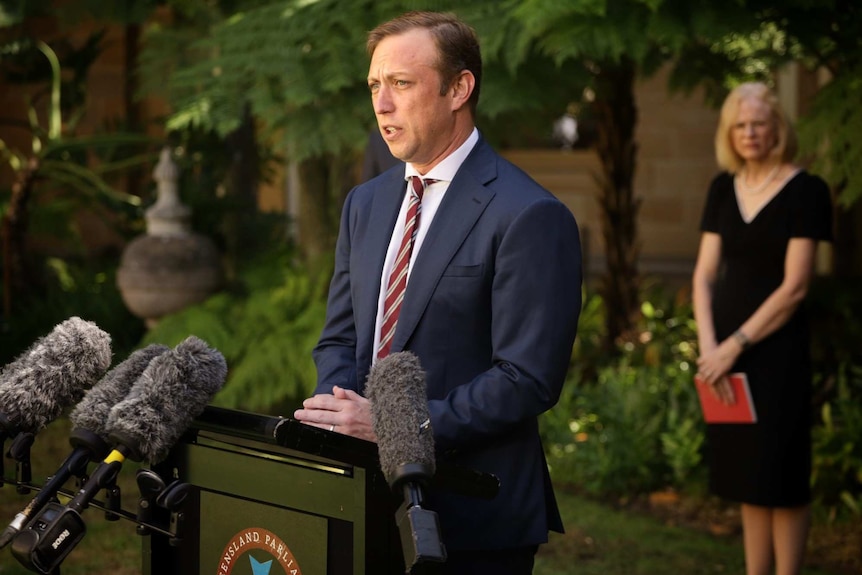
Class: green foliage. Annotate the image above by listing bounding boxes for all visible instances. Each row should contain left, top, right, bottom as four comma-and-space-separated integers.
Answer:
139, 0, 390, 162
0, 258, 145, 364
142, 0, 734, 161
0, 39, 153, 217
811, 363, 862, 518
0, 33, 158, 320
543, 288, 706, 498
140, 248, 330, 414
797, 69, 862, 207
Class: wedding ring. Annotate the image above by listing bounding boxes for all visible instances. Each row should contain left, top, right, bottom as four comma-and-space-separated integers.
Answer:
329, 424, 335, 432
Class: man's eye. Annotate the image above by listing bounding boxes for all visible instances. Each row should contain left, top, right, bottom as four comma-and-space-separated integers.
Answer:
369, 82, 379, 92
395, 80, 408, 87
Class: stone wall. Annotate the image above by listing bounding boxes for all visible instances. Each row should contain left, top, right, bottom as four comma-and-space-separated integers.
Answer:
501, 65, 720, 288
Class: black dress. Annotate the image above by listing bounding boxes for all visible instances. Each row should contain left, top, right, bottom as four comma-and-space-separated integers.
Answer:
699, 170, 832, 507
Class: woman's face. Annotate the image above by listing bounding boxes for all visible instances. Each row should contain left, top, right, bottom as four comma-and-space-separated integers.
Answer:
731, 97, 777, 164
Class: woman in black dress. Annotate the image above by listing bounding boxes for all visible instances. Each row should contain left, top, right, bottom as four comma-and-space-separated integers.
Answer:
692, 82, 832, 575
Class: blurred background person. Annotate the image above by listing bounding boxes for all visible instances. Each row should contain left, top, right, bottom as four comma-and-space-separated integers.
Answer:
692, 82, 833, 575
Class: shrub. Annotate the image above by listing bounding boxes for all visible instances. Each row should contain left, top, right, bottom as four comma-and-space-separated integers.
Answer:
544, 288, 705, 498
811, 362, 862, 517
0, 257, 145, 365
140, 248, 329, 414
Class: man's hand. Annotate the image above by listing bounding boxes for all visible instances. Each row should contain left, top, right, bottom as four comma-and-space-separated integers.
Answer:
293, 386, 378, 442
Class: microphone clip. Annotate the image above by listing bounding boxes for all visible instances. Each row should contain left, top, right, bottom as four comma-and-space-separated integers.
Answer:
7, 432, 35, 495
134, 468, 190, 542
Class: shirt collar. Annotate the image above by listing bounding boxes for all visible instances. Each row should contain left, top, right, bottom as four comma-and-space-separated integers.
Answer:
405, 128, 479, 183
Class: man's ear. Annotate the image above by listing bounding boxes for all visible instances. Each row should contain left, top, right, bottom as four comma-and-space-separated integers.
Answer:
449, 70, 475, 111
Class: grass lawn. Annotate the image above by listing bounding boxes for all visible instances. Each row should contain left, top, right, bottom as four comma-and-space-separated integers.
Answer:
536, 488, 851, 575
0, 418, 857, 574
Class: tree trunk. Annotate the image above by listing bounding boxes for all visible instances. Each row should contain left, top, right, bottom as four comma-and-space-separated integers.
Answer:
223, 104, 260, 281
591, 58, 641, 350
296, 153, 358, 263
2, 156, 39, 320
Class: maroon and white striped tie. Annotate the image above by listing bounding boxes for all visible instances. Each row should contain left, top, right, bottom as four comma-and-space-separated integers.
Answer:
377, 176, 435, 359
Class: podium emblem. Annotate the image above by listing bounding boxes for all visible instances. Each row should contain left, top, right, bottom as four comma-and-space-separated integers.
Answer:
217, 527, 303, 575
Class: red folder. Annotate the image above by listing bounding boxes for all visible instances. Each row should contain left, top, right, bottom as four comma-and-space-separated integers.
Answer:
695, 372, 757, 423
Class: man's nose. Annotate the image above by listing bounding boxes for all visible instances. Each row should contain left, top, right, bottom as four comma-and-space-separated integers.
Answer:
374, 85, 393, 114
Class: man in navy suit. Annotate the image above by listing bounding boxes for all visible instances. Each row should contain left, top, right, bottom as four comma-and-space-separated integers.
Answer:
294, 10, 582, 574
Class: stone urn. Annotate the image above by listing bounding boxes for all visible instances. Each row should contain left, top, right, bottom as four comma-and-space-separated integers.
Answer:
117, 147, 223, 328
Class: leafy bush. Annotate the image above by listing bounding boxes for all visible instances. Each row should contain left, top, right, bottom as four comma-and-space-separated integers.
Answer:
140, 248, 330, 414
0, 257, 145, 365
811, 362, 862, 517
544, 289, 706, 498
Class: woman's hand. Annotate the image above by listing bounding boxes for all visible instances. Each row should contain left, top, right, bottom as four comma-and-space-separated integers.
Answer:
696, 337, 743, 405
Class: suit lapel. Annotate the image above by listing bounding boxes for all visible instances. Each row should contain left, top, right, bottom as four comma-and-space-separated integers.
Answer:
389, 139, 498, 353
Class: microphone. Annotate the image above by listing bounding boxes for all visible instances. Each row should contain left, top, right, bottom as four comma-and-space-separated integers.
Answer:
0, 344, 170, 549
69, 344, 171, 443
0, 316, 112, 435
0, 317, 111, 490
9, 335, 227, 574
103, 335, 227, 464
365, 351, 446, 570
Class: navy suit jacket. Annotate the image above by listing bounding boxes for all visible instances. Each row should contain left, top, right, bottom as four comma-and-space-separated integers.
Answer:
312, 136, 583, 551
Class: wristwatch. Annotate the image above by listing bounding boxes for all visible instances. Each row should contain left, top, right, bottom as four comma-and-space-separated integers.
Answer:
732, 329, 751, 350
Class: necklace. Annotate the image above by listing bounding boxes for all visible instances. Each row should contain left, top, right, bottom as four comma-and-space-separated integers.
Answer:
738, 164, 780, 195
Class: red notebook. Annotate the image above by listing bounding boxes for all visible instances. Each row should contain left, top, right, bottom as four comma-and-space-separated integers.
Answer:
695, 372, 758, 423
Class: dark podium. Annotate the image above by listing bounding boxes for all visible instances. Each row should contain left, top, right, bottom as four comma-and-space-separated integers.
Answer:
143, 406, 497, 575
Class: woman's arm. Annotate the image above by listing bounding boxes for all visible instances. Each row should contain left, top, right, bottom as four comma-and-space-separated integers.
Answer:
692, 232, 722, 354
696, 237, 817, 384
733, 237, 817, 345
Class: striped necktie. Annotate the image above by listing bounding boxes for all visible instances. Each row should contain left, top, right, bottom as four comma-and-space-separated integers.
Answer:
377, 176, 435, 359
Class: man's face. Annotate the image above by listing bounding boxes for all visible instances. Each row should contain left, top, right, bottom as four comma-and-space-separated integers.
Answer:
367, 28, 458, 174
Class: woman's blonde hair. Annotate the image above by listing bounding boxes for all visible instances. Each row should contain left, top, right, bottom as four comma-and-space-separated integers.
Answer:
714, 82, 797, 173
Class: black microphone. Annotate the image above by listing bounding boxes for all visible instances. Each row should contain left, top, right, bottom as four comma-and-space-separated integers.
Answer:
0, 317, 111, 490
9, 336, 227, 575
365, 351, 446, 571
0, 344, 170, 549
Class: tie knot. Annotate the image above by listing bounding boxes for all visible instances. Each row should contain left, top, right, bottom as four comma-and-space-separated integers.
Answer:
410, 176, 437, 200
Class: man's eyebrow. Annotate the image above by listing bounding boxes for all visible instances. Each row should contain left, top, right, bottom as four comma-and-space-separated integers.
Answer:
370, 69, 413, 81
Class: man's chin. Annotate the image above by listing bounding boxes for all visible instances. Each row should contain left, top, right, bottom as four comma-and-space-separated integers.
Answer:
385, 144, 408, 162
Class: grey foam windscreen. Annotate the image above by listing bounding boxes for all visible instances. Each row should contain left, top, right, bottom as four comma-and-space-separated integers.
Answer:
365, 351, 435, 484
69, 344, 170, 439
105, 335, 227, 463
0, 317, 112, 432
